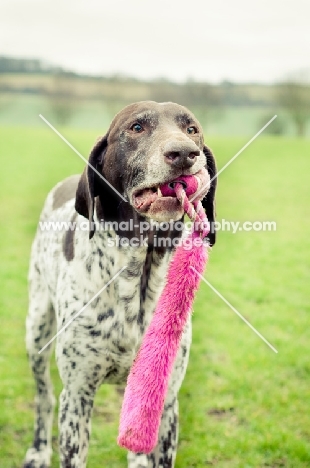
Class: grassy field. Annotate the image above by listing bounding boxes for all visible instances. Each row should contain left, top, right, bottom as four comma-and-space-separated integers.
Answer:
0, 126, 309, 467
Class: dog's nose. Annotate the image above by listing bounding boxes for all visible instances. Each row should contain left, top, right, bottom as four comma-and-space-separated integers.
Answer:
164, 141, 200, 168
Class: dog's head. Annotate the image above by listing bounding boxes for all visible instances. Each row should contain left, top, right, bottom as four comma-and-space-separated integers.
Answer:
75, 101, 217, 245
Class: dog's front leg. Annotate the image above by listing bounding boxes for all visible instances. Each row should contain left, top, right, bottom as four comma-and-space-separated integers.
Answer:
127, 320, 192, 468
127, 392, 179, 468
56, 324, 100, 468
58, 387, 95, 468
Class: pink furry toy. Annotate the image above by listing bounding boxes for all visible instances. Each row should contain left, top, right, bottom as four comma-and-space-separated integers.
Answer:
118, 175, 210, 454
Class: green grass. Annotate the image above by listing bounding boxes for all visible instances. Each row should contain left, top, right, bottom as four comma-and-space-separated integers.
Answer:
0, 126, 309, 467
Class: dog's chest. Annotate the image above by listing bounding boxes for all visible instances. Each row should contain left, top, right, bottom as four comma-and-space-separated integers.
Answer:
55, 230, 171, 383
100, 245, 168, 340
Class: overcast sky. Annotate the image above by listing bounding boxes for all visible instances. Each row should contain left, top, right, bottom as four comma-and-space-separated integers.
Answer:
1, 0, 309, 83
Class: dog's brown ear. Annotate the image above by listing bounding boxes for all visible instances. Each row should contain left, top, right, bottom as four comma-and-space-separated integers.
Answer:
75, 135, 108, 239
202, 145, 217, 246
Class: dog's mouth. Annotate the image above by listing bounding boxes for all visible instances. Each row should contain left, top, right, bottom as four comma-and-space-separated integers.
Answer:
132, 168, 210, 220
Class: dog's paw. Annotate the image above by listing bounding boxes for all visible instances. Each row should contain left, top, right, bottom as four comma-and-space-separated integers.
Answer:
22, 446, 52, 468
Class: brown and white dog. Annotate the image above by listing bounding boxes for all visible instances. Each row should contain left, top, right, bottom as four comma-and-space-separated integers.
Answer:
24, 101, 217, 468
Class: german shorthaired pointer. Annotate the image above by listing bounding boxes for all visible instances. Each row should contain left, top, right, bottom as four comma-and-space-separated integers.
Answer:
23, 101, 217, 468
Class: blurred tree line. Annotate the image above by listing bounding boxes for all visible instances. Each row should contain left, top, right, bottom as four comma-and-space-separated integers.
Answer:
276, 72, 310, 136
0, 56, 309, 136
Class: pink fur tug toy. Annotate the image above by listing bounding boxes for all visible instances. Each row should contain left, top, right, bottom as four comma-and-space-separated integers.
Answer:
118, 175, 210, 454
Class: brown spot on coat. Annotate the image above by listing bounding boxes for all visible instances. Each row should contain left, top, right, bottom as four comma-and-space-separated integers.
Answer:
63, 212, 78, 261
53, 175, 80, 210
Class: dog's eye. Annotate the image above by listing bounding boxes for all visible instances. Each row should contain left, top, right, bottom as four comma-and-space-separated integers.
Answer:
131, 123, 143, 133
187, 126, 198, 134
